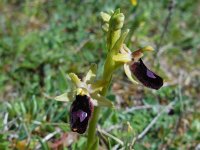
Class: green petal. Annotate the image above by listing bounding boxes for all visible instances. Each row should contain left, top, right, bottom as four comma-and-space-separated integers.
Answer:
84, 64, 97, 84
90, 80, 107, 93
54, 92, 74, 102
68, 73, 82, 87
113, 53, 131, 63
124, 64, 138, 84
90, 93, 114, 108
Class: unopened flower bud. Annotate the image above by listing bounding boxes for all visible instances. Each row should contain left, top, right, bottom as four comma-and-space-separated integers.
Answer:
110, 13, 124, 31
100, 12, 111, 23
102, 23, 109, 32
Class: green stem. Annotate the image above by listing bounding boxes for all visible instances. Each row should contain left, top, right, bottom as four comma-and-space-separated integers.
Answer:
86, 10, 123, 148
86, 107, 100, 149
86, 70, 112, 149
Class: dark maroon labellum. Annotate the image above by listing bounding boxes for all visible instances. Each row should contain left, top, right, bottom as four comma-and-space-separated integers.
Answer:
70, 95, 93, 134
130, 59, 163, 90
168, 108, 175, 116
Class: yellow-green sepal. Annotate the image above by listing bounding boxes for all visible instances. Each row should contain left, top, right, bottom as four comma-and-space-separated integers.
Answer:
113, 53, 132, 63
90, 80, 107, 93
124, 64, 138, 84
84, 64, 97, 84
54, 91, 75, 102
68, 73, 82, 88
90, 93, 114, 108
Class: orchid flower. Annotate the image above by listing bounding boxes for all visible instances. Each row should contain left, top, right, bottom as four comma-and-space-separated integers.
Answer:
113, 44, 163, 90
55, 64, 113, 134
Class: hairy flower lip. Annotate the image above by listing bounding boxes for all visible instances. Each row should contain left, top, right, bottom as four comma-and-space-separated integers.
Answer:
70, 95, 93, 134
130, 59, 163, 90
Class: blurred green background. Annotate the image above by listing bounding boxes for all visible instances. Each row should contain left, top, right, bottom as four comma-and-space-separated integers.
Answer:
0, 0, 199, 149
